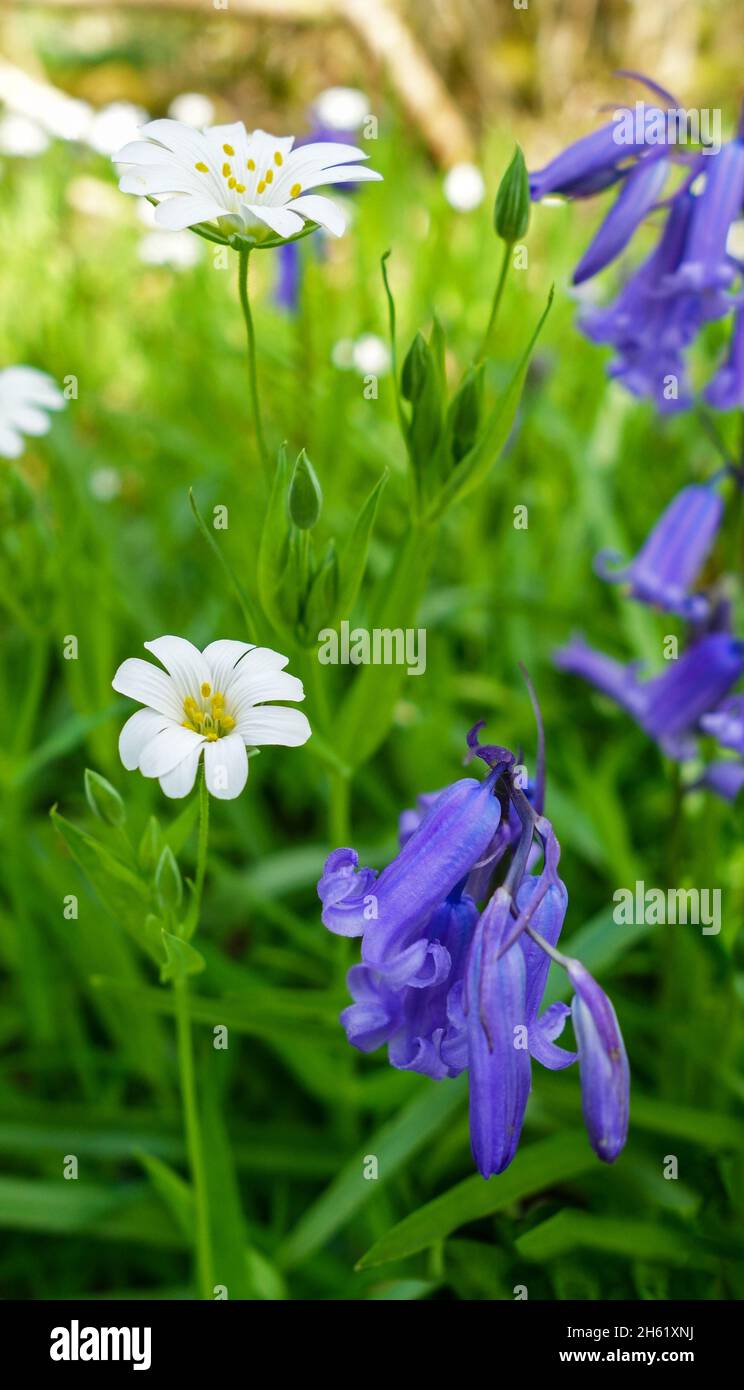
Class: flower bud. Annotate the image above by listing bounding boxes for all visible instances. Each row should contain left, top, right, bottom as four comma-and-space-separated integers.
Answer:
494, 145, 530, 244
84, 768, 126, 828
288, 449, 322, 530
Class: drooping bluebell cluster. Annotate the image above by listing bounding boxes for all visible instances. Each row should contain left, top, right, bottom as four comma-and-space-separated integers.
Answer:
529, 77, 744, 412
318, 724, 629, 1178
556, 480, 744, 798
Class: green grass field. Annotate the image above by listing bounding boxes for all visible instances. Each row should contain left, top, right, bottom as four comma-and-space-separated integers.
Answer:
1, 54, 744, 1301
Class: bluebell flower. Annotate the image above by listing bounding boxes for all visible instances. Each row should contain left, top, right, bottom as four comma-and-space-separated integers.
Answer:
566, 959, 630, 1163
595, 483, 723, 620
530, 80, 744, 412
319, 721, 629, 1178
556, 632, 744, 762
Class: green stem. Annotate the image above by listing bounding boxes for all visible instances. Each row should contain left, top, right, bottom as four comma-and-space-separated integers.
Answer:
193, 770, 210, 927
237, 247, 269, 471
174, 769, 213, 1298
174, 976, 214, 1299
478, 240, 512, 362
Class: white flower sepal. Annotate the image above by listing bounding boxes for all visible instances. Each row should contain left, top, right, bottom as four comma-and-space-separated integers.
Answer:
113, 118, 382, 246
0, 367, 65, 459
113, 636, 311, 800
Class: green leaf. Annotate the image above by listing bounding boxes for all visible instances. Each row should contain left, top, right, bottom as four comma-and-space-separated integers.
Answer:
160, 930, 205, 984
516, 1211, 717, 1268
257, 442, 295, 634
135, 1150, 194, 1240
429, 286, 553, 517
188, 487, 261, 636
333, 469, 388, 619
84, 768, 126, 828
446, 364, 484, 465
51, 806, 157, 962
335, 524, 438, 767
277, 1075, 468, 1269
357, 1131, 594, 1269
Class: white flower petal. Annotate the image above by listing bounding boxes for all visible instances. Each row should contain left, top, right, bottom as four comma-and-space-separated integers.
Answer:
244, 203, 304, 239
204, 733, 248, 800
229, 668, 305, 716
238, 706, 311, 747
200, 639, 257, 693
159, 747, 203, 799
118, 707, 174, 770
218, 644, 289, 698
154, 194, 227, 231
285, 141, 369, 171
144, 635, 212, 698
139, 725, 206, 778
114, 139, 170, 165
6, 404, 54, 436
112, 657, 182, 720
119, 164, 207, 197
1, 367, 64, 407
0, 426, 23, 458
139, 118, 213, 167
285, 194, 346, 236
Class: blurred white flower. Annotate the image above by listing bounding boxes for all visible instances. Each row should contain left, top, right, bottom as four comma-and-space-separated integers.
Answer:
88, 101, 149, 156
168, 92, 216, 129
352, 333, 390, 375
0, 113, 49, 157
138, 230, 201, 269
312, 87, 369, 133
0, 367, 65, 459
113, 636, 311, 800
113, 118, 382, 239
443, 162, 485, 212
89, 467, 121, 501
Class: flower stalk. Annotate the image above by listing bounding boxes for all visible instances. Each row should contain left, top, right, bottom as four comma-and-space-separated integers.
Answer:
238, 247, 269, 472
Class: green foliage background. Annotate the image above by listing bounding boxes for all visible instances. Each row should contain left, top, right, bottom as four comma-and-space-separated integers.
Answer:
1, 3, 743, 1300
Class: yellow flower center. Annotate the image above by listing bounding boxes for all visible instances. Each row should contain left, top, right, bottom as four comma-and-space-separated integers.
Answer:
181, 690, 236, 742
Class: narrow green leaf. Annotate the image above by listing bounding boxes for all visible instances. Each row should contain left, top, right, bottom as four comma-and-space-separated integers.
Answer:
357, 1131, 594, 1269
516, 1210, 717, 1268
333, 469, 388, 619
430, 286, 553, 517
277, 1074, 468, 1269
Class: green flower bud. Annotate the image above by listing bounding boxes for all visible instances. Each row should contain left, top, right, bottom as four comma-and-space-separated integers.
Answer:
494, 145, 530, 244
138, 816, 163, 873
84, 768, 126, 828
155, 845, 182, 914
288, 449, 322, 530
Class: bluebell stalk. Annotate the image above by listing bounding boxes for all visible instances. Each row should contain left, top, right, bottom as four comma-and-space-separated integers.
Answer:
529, 76, 744, 412
318, 722, 630, 1178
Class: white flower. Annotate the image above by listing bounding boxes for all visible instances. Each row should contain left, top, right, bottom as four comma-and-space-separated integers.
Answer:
168, 93, 216, 129
312, 87, 369, 133
88, 102, 149, 156
443, 162, 485, 213
0, 367, 65, 459
0, 113, 49, 157
113, 636, 311, 800
113, 118, 382, 240
352, 333, 390, 376
138, 230, 201, 270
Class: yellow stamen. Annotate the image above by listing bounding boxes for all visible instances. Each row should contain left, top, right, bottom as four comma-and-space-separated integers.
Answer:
257, 180, 266, 194
223, 143, 235, 156
247, 158, 256, 171
205, 730, 219, 742
222, 162, 231, 177
290, 182, 301, 198
228, 176, 237, 190
200, 682, 211, 698
194, 161, 209, 173
222, 715, 236, 733
265, 168, 273, 184
274, 150, 283, 166
235, 182, 246, 194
